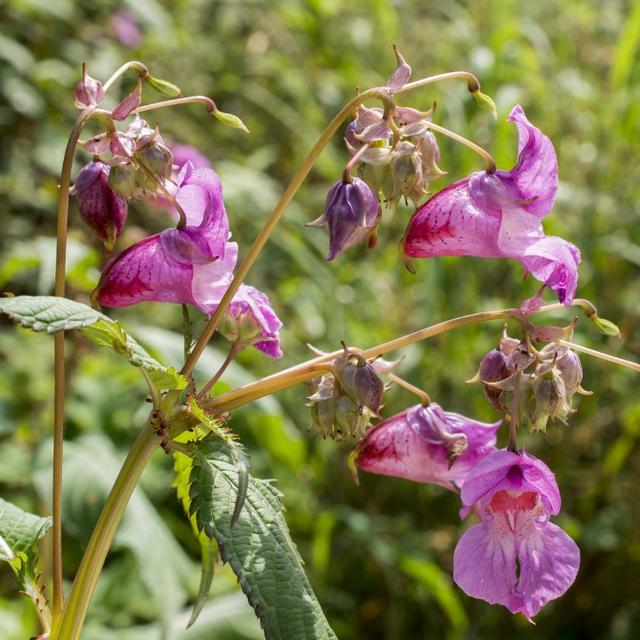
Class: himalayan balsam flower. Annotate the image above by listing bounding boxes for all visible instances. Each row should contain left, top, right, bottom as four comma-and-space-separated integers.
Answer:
308, 178, 382, 260
356, 403, 500, 489
74, 161, 128, 250
97, 165, 230, 311
453, 449, 579, 618
221, 284, 283, 358
96, 163, 282, 355
403, 105, 580, 304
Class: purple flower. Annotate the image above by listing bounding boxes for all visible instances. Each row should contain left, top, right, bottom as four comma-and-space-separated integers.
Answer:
453, 449, 580, 619
308, 178, 382, 260
74, 66, 104, 109
356, 403, 500, 489
221, 284, 283, 358
403, 106, 580, 304
97, 166, 231, 311
74, 161, 127, 250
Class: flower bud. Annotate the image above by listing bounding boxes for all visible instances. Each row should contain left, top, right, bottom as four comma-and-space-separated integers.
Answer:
74, 65, 104, 108
477, 348, 510, 411
108, 162, 140, 198
75, 161, 128, 250
335, 357, 385, 415
530, 369, 570, 431
555, 349, 583, 395
307, 177, 381, 260
387, 141, 426, 205
334, 396, 372, 439
138, 141, 173, 180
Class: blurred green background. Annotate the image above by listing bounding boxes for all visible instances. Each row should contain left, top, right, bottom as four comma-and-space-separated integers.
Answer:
1, 0, 640, 638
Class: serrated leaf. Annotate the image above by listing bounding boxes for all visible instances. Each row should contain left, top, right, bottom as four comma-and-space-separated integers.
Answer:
0, 296, 186, 391
0, 497, 52, 628
189, 435, 338, 640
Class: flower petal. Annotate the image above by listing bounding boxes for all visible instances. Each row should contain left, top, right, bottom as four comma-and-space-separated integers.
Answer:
460, 450, 561, 515
515, 521, 580, 618
403, 178, 501, 258
504, 105, 558, 217
453, 520, 517, 610
97, 235, 194, 307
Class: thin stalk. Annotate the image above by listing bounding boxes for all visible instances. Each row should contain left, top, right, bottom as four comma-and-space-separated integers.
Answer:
133, 95, 217, 115
181, 86, 392, 378
558, 340, 640, 372
203, 303, 570, 416
427, 121, 496, 172
52, 105, 96, 621
197, 343, 241, 400
50, 420, 158, 640
508, 371, 522, 452
342, 142, 371, 183
387, 373, 431, 405
398, 70, 481, 95
103, 60, 149, 93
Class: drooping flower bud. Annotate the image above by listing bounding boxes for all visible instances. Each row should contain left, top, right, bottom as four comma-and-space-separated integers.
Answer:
219, 284, 283, 358
74, 65, 104, 109
555, 348, 583, 394
307, 374, 372, 441
477, 348, 510, 411
530, 369, 570, 431
138, 141, 174, 180
74, 161, 128, 250
108, 162, 140, 198
334, 352, 385, 415
307, 177, 381, 260
387, 140, 426, 205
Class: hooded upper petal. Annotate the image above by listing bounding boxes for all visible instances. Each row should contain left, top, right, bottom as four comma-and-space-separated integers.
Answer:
356, 403, 499, 488
402, 106, 579, 304
501, 105, 558, 217
460, 449, 561, 515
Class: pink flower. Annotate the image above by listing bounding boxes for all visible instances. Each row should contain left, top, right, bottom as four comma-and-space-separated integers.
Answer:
96, 165, 231, 312
222, 284, 283, 358
403, 106, 580, 304
453, 449, 580, 618
356, 403, 500, 489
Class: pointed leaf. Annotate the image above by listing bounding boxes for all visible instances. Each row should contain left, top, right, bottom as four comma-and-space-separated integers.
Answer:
189, 435, 338, 640
0, 296, 186, 391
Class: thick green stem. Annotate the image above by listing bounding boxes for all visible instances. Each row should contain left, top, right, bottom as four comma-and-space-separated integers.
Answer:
50, 420, 159, 640
52, 105, 95, 621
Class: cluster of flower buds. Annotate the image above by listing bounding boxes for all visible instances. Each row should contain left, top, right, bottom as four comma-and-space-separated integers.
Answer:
471, 325, 589, 431
307, 346, 386, 440
308, 47, 447, 261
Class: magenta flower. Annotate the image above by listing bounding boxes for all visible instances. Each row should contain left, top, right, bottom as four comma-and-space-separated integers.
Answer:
96, 166, 231, 312
356, 403, 500, 489
170, 144, 211, 170
453, 449, 580, 618
403, 106, 580, 304
222, 284, 283, 358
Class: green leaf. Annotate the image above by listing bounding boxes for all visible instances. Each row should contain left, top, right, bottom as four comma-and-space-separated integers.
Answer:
189, 435, 338, 640
0, 296, 186, 391
0, 498, 52, 626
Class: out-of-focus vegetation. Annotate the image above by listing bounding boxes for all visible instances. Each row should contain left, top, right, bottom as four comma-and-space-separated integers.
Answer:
1, 1, 639, 638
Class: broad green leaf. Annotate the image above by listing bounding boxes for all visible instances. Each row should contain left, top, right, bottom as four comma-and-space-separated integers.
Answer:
189, 435, 338, 640
0, 295, 186, 391
0, 498, 52, 627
